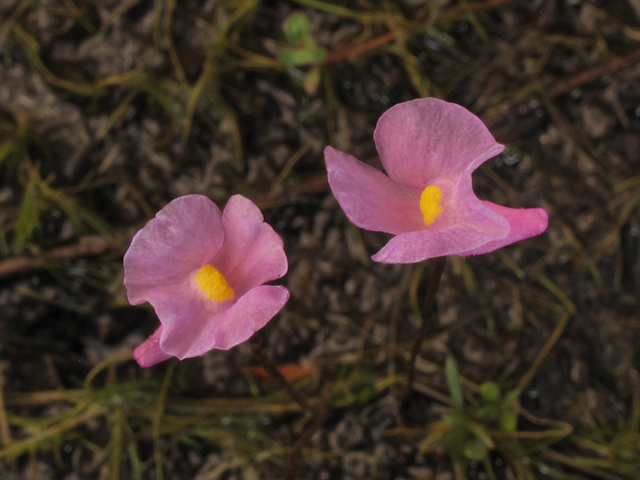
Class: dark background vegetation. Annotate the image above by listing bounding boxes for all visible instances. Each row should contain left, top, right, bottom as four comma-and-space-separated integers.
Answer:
0, 0, 639, 479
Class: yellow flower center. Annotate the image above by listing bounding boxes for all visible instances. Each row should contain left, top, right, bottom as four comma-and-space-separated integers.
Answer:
419, 185, 443, 226
194, 265, 235, 302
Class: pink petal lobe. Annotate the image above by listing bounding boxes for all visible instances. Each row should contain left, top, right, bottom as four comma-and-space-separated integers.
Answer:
124, 195, 224, 305
161, 285, 290, 358
372, 223, 502, 264
133, 326, 173, 368
372, 179, 510, 263
143, 279, 231, 360
435, 175, 510, 232
459, 202, 548, 256
325, 146, 425, 234
373, 98, 504, 189
211, 195, 288, 297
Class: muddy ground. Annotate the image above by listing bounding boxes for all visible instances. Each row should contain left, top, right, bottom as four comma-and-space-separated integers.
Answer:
0, 0, 639, 479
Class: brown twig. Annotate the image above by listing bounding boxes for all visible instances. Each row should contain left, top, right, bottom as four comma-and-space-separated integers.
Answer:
548, 48, 640, 98
323, 31, 397, 65
0, 228, 136, 279
481, 48, 640, 129
405, 256, 446, 395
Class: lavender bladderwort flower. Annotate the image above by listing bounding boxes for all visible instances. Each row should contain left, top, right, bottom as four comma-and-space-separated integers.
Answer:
325, 98, 548, 263
124, 194, 289, 367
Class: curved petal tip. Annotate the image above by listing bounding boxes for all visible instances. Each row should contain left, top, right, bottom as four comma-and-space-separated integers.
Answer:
133, 327, 173, 368
459, 203, 548, 256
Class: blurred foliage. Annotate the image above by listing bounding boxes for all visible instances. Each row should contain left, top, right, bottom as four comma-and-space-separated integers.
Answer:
279, 13, 326, 94
421, 357, 524, 477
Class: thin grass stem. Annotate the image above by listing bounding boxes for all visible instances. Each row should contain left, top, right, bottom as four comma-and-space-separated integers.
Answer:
518, 313, 571, 392
153, 361, 176, 480
405, 256, 446, 395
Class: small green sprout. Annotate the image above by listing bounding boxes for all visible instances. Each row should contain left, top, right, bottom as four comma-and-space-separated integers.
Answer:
422, 357, 521, 464
278, 13, 326, 95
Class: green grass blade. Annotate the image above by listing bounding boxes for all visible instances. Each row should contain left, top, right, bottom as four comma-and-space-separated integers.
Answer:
445, 356, 465, 412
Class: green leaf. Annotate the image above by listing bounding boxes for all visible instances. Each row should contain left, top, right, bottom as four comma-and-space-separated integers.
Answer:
440, 424, 467, 451
14, 169, 41, 252
504, 388, 520, 404
480, 382, 501, 403
442, 412, 466, 426
476, 404, 496, 417
468, 421, 495, 449
428, 419, 455, 446
500, 412, 518, 431
464, 437, 488, 461
280, 46, 326, 67
445, 356, 464, 412
0, 142, 13, 167
302, 68, 321, 95
283, 13, 312, 47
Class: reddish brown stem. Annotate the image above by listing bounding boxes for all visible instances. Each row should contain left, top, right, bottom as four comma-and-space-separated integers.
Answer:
323, 31, 396, 65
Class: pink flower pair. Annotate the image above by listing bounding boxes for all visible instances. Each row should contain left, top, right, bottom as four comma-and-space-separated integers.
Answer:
124, 98, 547, 367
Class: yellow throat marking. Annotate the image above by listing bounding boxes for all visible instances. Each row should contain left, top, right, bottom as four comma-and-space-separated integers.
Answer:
419, 185, 443, 226
194, 265, 235, 302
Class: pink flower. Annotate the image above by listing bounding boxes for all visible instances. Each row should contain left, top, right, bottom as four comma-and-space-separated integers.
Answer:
325, 98, 548, 264
124, 194, 289, 367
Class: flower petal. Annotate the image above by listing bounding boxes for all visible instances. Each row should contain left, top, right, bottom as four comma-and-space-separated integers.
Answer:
373, 98, 504, 189
160, 285, 290, 358
458, 201, 548, 256
211, 195, 288, 297
371, 181, 510, 263
133, 326, 173, 367
124, 195, 224, 305
431, 174, 509, 230
372, 224, 498, 263
140, 279, 230, 359
325, 146, 425, 234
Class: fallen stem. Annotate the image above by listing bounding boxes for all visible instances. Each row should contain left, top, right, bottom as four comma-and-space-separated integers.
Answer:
323, 31, 397, 65
0, 228, 135, 279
